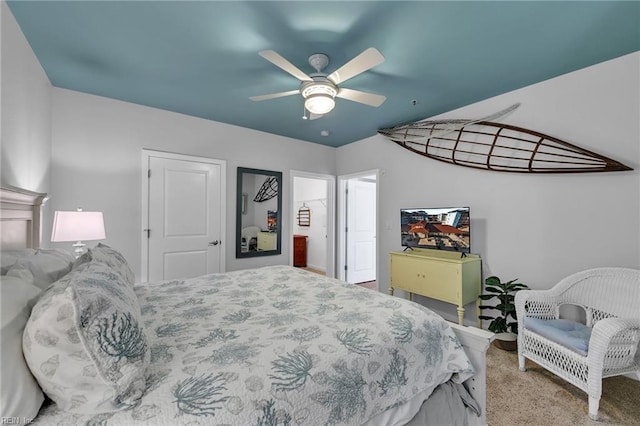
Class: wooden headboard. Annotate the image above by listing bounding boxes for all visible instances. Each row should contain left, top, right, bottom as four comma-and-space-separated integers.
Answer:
0, 185, 48, 249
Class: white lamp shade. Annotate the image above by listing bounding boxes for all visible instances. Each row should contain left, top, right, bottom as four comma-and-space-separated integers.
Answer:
51, 211, 106, 242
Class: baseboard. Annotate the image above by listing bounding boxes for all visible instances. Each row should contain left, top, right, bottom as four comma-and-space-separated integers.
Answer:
306, 264, 325, 273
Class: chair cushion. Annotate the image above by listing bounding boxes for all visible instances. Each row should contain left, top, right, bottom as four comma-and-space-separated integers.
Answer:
524, 317, 592, 356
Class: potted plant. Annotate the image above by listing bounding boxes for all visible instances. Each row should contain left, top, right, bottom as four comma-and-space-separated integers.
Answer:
478, 275, 529, 351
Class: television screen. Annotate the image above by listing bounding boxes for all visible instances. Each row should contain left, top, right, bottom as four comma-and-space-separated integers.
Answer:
401, 207, 471, 253
267, 210, 277, 232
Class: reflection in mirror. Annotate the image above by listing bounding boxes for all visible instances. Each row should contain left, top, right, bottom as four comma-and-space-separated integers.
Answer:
236, 167, 282, 258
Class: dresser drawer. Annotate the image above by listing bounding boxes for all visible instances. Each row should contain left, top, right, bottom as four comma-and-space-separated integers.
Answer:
293, 235, 307, 267
257, 232, 276, 251
391, 256, 460, 303
389, 249, 481, 326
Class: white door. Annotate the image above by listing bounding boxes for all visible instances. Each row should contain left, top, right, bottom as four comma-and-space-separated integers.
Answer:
346, 176, 376, 283
145, 153, 225, 281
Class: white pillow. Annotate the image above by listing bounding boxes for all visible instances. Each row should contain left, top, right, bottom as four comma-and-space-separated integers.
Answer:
1, 276, 44, 421
23, 261, 149, 413
7, 249, 74, 289
0, 249, 36, 275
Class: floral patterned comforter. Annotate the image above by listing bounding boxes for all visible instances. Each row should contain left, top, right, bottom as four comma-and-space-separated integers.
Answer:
34, 265, 473, 425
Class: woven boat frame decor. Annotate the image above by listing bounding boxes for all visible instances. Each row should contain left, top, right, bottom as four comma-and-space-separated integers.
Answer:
379, 119, 632, 174
253, 176, 279, 202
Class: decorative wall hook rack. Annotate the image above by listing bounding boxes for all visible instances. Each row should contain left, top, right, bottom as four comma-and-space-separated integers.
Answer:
297, 205, 311, 227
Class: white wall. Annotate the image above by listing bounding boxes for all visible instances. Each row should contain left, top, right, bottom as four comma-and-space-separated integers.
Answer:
337, 52, 640, 324
1, 2, 51, 193
50, 88, 336, 278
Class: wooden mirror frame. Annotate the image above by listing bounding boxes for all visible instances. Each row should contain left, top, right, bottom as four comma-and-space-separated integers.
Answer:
236, 167, 282, 258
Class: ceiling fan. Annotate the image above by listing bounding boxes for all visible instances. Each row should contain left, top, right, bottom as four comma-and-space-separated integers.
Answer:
250, 48, 386, 119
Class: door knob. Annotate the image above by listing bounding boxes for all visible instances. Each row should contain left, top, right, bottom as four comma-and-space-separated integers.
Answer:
208, 240, 220, 246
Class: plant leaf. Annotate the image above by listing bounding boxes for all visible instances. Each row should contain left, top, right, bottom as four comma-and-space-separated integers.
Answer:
485, 276, 501, 286
478, 306, 499, 311
478, 315, 496, 320
478, 295, 497, 301
488, 317, 508, 333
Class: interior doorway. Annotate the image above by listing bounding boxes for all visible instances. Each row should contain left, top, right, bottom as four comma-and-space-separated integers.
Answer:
338, 170, 378, 284
290, 171, 335, 277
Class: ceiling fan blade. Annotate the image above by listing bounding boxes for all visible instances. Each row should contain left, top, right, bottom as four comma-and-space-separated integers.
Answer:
249, 89, 300, 102
327, 47, 385, 85
259, 50, 313, 82
336, 88, 386, 107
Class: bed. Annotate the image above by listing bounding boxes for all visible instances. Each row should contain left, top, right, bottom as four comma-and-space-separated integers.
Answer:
1, 185, 493, 425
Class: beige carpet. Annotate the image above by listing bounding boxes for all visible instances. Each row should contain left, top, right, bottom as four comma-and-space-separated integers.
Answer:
301, 266, 325, 275
486, 345, 640, 425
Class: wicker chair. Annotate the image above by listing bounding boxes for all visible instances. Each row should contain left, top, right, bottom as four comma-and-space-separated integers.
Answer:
515, 268, 640, 420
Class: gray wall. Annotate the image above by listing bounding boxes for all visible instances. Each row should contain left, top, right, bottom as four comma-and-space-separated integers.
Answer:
50, 88, 336, 277
1, 1, 52, 194
336, 52, 640, 324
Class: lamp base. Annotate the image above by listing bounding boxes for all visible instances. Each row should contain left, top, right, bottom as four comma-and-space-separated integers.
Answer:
72, 241, 86, 258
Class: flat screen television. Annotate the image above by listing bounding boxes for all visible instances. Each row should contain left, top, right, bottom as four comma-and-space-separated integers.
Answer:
401, 207, 471, 253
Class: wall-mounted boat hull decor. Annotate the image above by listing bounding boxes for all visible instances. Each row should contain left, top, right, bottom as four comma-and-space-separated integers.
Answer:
379, 119, 632, 173
254, 176, 279, 202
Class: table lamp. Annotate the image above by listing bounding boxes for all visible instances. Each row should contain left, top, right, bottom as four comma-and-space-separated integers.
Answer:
51, 209, 106, 257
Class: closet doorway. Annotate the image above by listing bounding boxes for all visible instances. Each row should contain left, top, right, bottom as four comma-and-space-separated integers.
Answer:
338, 170, 377, 284
290, 171, 335, 277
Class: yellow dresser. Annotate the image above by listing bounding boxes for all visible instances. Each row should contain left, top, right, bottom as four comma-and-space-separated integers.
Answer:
389, 249, 481, 325
257, 231, 277, 251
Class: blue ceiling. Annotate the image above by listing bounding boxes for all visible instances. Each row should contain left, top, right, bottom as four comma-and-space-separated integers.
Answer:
7, 1, 639, 147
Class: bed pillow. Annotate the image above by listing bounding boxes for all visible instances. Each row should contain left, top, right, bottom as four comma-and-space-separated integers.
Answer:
1, 248, 36, 275
23, 261, 149, 413
6, 249, 75, 289
73, 243, 135, 285
1, 276, 45, 421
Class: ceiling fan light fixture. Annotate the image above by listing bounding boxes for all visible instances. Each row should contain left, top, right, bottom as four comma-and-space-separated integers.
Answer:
304, 94, 335, 114
302, 82, 337, 114
251, 48, 386, 117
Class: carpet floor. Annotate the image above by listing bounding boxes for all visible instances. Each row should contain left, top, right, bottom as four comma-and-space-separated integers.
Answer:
486, 344, 640, 425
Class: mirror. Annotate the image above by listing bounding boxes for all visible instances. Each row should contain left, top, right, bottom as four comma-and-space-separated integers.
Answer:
236, 167, 282, 258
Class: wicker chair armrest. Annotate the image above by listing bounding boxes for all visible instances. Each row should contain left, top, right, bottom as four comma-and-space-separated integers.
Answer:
515, 290, 560, 340
515, 290, 559, 319
590, 317, 640, 352
587, 318, 640, 395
